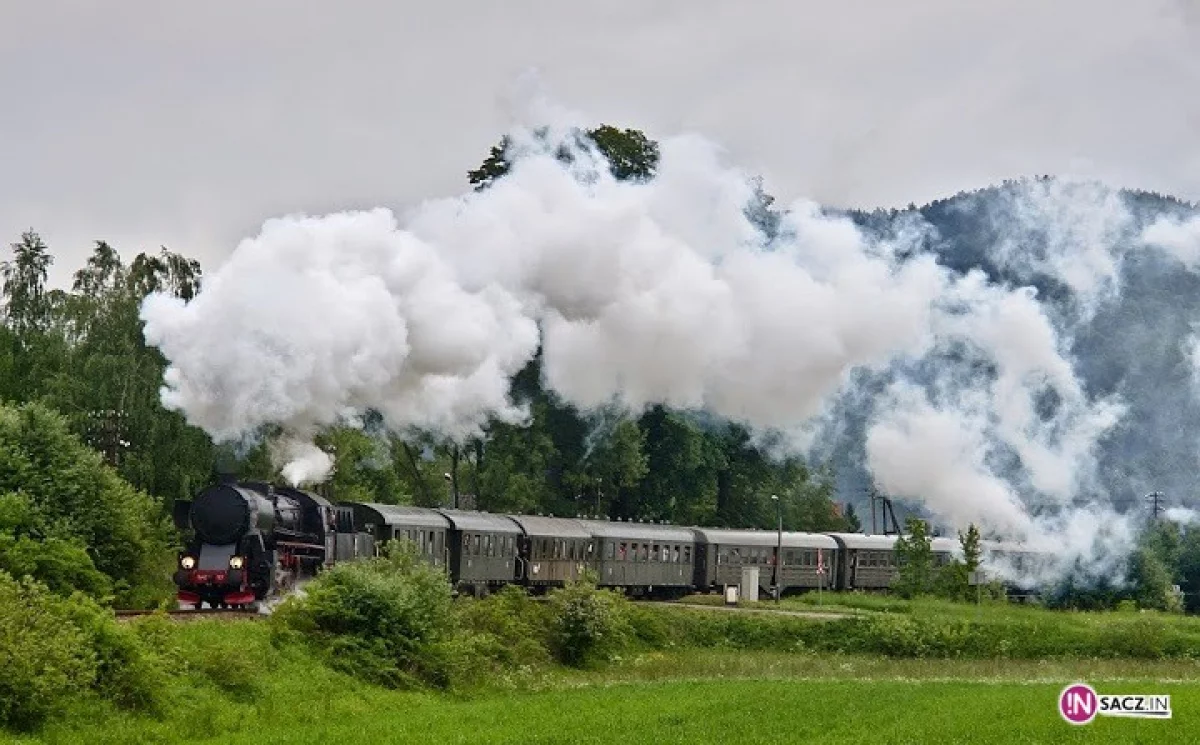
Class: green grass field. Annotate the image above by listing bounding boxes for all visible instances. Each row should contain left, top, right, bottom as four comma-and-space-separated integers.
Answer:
5, 618, 1196, 745
7, 593, 1200, 744
11, 660, 1194, 744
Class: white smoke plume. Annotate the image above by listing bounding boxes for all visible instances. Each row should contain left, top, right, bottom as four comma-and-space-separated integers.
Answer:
993, 179, 1133, 312
1141, 214, 1200, 269
142, 82, 1149, 584
1164, 506, 1200, 525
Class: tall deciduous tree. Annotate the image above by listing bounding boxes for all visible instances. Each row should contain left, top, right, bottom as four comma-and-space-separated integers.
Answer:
1, 230, 54, 337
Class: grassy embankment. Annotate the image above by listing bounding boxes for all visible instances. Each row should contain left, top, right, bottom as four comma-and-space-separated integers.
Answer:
6, 591, 1200, 745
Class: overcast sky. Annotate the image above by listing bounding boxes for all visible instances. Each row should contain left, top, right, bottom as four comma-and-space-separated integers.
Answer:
3, 0, 1199, 288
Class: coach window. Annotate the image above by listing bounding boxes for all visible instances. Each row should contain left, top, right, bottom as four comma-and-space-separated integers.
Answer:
672, 545, 680, 563
606, 542, 615, 560
641, 544, 649, 562
472, 534, 481, 556
619, 542, 627, 560
683, 545, 692, 564
652, 544, 660, 562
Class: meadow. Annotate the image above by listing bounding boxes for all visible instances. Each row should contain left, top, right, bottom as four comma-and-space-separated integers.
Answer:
7, 549, 1200, 745
5, 593, 1200, 745
4, 617, 1194, 745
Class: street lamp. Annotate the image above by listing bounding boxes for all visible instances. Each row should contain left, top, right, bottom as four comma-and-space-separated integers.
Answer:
771, 494, 782, 604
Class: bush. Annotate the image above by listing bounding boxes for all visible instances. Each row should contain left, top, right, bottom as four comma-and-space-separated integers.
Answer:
454, 584, 553, 670
64, 601, 169, 713
0, 568, 177, 733
271, 541, 456, 689
0, 402, 175, 607
545, 573, 632, 668
0, 571, 98, 730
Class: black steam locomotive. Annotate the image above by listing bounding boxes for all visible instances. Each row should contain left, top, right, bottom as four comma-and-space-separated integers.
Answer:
172, 480, 370, 608
172, 480, 1046, 609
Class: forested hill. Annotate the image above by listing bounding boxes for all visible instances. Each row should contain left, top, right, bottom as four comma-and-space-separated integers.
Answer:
821, 178, 1200, 522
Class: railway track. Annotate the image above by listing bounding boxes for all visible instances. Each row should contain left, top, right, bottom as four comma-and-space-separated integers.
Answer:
113, 607, 264, 622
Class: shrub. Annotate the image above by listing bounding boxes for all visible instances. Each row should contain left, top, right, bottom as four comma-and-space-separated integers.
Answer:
0, 402, 175, 607
545, 572, 632, 668
454, 584, 553, 669
0, 571, 98, 730
63, 600, 169, 713
271, 541, 455, 689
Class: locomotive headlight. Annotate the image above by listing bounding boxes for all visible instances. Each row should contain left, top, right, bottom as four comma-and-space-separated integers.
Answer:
229, 556, 244, 570
180, 556, 196, 570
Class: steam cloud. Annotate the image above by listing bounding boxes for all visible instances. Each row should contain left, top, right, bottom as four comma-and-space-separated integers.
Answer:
141, 84, 1196, 586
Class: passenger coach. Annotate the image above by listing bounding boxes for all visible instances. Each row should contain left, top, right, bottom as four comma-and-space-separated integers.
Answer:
693, 528, 838, 597
582, 519, 696, 597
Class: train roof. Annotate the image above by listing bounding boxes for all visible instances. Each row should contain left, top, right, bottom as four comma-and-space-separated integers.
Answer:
825, 532, 900, 550
505, 514, 591, 539
434, 509, 522, 534
931, 537, 962, 555
580, 520, 697, 543
348, 502, 450, 530
692, 528, 838, 550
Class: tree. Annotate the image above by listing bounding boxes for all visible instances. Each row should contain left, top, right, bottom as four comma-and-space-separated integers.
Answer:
960, 523, 982, 575
0, 230, 54, 337
1177, 527, 1200, 613
893, 516, 935, 598
0, 400, 174, 607
468, 124, 660, 190
1128, 546, 1178, 612
842, 503, 863, 532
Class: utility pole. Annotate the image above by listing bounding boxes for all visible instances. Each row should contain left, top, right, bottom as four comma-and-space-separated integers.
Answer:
868, 485, 877, 534
1146, 491, 1164, 521
87, 408, 129, 468
770, 494, 782, 605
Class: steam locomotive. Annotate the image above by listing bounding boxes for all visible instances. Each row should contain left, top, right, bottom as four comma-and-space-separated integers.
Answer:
172, 480, 368, 608
172, 480, 1046, 609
